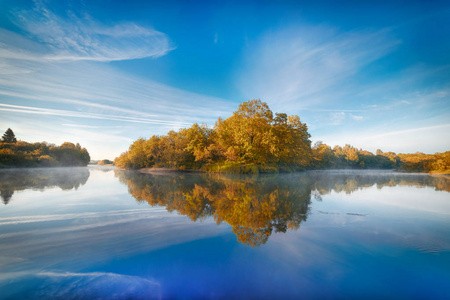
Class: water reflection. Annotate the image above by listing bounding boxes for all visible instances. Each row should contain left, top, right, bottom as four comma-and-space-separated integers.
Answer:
307, 170, 450, 195
0, 167, 90, 205
116, 170, 449, 246
116, 172, 311, 246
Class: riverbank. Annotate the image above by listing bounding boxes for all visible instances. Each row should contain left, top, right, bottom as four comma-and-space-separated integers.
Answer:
138, 167, 201, 175
125, 165, 450, 175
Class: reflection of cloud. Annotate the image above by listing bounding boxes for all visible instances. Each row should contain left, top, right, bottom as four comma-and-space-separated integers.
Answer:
0, 208, 157, 226
0, 207, 228, 272
347, 185, 450, 216
37, 271, 160, 288
0, 270, 162, 300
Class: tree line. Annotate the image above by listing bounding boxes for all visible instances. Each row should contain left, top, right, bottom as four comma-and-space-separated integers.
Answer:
312, 142, 450, 173
0, 128, 90, 168
115, 99, 312, 173
115, 99, 449, 174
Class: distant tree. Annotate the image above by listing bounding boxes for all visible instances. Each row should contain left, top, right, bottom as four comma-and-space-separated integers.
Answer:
2, 128, 17, 143
98, 159, 114, 165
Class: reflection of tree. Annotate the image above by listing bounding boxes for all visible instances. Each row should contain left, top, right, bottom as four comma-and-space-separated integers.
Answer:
116, 171, 312, 246
308, 171, 450, 195
1, 190, 13, 205
116, 170, 449, 246
0, 168, 90, 205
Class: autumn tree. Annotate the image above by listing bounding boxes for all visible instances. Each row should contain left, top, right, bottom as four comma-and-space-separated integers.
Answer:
115, 99, 312, 172
213, 100, 274, 164
312, 141, 334, 168
0, 139, 90, 168
183, 123, 214, 163
270, 114, 311, 168
213, 99, 311, 170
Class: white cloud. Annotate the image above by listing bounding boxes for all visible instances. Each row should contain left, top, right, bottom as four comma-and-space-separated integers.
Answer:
9, 0, 173, 62
330, 112, 346, 125
214, 33, 219, 44
0, 103, 193, 127
0, 60, 236, 159
0, 1, 237, 159
369, 123, 450, 140
350, 114, 364, 121
238, 26, 399, 112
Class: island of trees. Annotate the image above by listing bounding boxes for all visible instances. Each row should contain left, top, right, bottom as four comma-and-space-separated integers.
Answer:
115, 99, 449, 174
0, 128, 90, 168
97, 159, 114, 166
115, 99, 311, 173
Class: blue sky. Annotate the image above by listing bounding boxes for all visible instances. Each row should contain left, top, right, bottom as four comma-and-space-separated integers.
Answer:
0, 0, 449, 159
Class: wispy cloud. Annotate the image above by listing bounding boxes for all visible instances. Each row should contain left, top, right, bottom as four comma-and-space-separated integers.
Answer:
370, 123, 450, 139
214, 33, 219, 44
7, 0, 173, 62
0, 103, 192, 127
238, 26, 400, 112
316, 123, 450, 153
61, 124, 103, 129
0, 1, 237, 159
323, 111, 364, 126
350, 114, 364, 121
330, 112, 346, 125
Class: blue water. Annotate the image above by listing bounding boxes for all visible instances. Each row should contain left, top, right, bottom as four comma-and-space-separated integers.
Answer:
0, 167, 449, 299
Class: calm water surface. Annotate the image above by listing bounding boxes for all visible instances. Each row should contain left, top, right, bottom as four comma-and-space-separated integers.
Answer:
0, 167, 449, 299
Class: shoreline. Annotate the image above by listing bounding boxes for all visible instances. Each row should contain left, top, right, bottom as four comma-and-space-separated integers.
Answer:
121, 167, 450, 176
137, 167, 201, 175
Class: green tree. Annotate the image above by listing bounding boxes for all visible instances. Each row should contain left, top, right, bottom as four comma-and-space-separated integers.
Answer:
2, 128, 17, 143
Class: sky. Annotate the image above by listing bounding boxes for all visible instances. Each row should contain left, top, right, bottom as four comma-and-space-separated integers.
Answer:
0, 0, 449, 160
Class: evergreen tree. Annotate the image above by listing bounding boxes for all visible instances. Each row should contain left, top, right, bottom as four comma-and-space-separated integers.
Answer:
2, 128, 17, 143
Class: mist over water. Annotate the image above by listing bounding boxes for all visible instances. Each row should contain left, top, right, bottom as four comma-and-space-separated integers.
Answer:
0, 167, 90, 205
0, 167, 449, 299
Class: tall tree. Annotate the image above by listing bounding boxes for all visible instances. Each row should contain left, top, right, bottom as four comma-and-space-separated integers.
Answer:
2, 128, 17, 143
214, 99, 274, 164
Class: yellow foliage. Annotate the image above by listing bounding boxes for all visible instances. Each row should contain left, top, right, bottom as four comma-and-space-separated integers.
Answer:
115, 99, 312, 172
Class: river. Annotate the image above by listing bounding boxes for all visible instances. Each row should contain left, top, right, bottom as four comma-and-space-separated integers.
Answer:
0, 166, 449, 299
